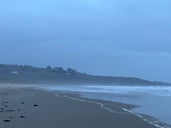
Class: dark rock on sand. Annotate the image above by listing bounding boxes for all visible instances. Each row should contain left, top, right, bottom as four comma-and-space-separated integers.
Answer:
34, 104, 39, 107
6, 109, 14, 112
20, 116, 26, 118
4, 120, 11, 122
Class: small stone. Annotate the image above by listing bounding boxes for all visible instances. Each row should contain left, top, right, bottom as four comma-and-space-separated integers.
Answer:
20, 116, 26, 118
34, 104, 39, 107
4, 120, 11, 122
6, 109, 14, 112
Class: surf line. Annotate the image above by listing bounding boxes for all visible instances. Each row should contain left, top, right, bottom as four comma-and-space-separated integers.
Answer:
55, 93, 132, 115
55, 93, 169, 128
123, 108, 170, 128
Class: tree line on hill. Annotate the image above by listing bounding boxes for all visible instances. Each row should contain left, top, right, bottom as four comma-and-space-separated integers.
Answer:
0, 64, 170, 86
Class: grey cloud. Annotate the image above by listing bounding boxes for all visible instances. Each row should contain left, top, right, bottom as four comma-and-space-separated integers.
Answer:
0, 0, 171, 82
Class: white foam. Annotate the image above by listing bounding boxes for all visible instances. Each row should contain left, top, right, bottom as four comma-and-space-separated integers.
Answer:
56, 94, 131, 115
40, 85, 171, 96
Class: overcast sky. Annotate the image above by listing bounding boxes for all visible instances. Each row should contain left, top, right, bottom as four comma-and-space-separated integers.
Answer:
0, 0, 171, 82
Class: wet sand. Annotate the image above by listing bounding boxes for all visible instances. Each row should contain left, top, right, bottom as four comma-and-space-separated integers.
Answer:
0, 87, 158, 128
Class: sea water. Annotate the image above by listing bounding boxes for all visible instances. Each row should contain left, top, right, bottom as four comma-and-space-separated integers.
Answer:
39, 85, 171, 126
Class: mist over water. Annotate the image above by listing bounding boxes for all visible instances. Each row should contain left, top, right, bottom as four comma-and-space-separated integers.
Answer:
40, 85, 171, 125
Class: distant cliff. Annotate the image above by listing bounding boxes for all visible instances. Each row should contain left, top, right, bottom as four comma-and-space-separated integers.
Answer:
0, 64, 170, 86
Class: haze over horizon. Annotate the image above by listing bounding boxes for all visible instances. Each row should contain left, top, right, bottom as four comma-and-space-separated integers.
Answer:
0, 0, 171, 82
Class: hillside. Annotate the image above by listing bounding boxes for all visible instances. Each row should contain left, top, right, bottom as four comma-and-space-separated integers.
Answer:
0, 64, 169, 85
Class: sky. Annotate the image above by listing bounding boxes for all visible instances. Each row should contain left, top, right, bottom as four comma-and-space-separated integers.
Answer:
0, 0, 171, 82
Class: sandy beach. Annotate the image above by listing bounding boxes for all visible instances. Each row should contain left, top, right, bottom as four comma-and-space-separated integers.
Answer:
0, 87, 159, 128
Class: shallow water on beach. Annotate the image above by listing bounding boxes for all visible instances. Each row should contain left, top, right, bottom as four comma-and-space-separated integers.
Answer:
39, 85, 171, 126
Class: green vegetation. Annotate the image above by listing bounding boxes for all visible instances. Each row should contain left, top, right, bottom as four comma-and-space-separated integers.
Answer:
0, 64, 169, 85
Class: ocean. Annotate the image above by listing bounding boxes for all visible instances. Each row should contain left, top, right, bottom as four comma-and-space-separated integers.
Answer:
38, 85, 171, 127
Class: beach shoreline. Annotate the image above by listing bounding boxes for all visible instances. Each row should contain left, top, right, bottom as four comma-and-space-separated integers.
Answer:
0, 87, 170, 128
